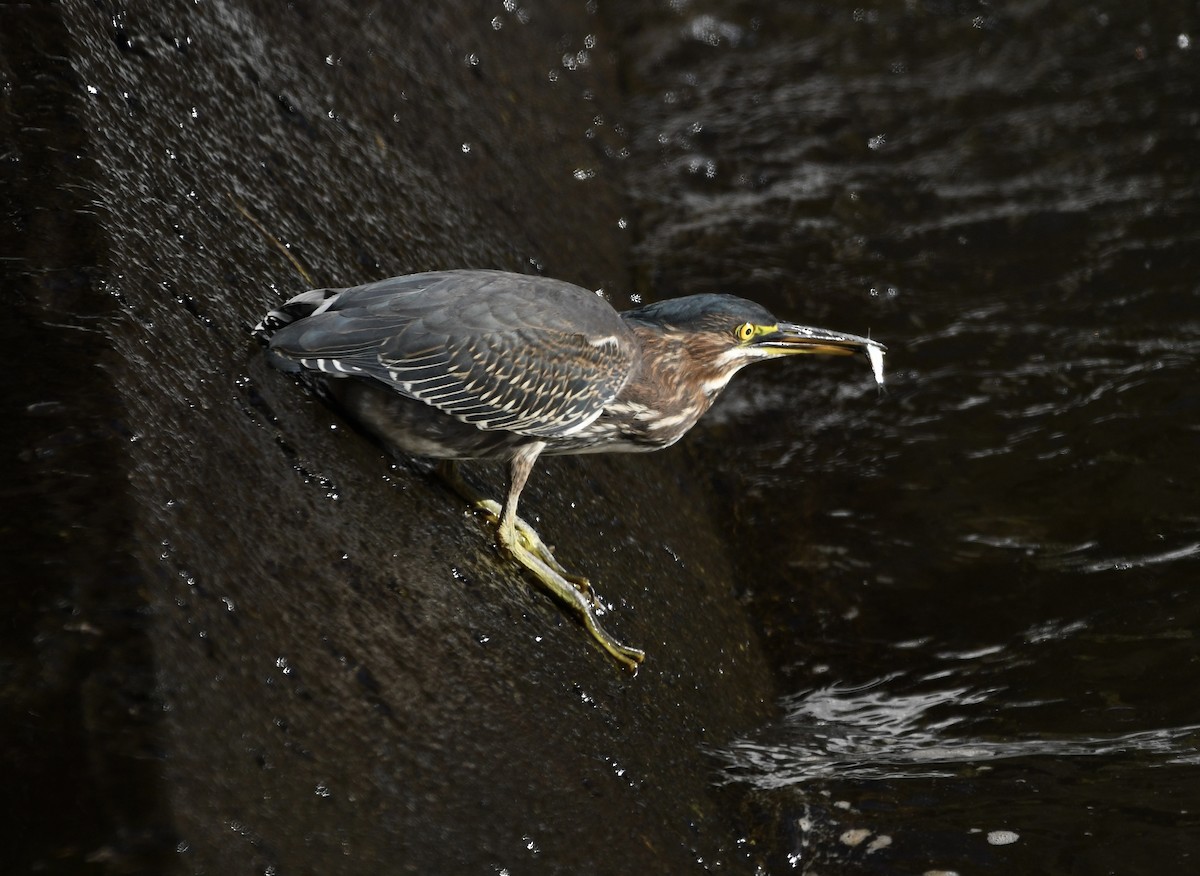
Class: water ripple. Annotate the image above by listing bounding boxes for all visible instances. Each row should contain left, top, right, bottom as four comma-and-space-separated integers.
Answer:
721, 674, 1200, 787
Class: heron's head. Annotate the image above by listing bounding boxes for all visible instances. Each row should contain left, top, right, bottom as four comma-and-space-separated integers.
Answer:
622, 293, 885, 396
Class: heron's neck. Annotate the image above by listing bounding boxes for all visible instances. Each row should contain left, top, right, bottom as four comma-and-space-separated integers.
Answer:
608, 324, 736, 446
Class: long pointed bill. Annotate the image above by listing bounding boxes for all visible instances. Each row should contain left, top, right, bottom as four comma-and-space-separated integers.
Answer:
754, 323, 887, 385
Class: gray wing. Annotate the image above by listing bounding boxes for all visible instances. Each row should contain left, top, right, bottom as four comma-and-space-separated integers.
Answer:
266, 270, 638, 438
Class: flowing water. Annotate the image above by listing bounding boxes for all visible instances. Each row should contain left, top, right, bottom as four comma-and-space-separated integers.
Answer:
614, 0, 1200, 872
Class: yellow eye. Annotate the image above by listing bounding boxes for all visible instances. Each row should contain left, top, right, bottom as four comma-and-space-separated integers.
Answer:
736, 323, 756, 342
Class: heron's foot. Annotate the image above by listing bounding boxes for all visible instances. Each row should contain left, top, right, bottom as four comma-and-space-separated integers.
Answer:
473, 499, 594, 598
436, 462, 643, 670
438, 465, 590, 588
497, 525, 645, 672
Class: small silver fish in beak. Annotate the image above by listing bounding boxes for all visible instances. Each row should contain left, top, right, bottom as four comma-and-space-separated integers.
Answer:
753, 323, 887, 386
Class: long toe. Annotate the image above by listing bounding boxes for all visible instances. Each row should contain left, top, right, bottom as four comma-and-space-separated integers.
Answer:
510, 517, 595, 600
498, 525, 644, 670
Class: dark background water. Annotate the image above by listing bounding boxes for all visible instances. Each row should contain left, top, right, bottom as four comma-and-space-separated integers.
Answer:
612, 0, 1200, 872
5, 0, 1199, 873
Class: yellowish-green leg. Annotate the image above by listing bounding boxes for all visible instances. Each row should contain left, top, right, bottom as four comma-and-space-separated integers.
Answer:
438, 462, 586, 590
438, 453, 646, 671
477, 498, 594, 595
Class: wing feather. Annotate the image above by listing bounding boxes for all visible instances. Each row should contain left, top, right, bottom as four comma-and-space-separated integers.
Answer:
265, 271, 637, 437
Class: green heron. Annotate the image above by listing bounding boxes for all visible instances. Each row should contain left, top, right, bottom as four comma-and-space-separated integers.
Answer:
255, 269, 885, 669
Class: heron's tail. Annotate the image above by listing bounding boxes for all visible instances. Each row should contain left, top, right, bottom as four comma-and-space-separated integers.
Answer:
252, 289, 337, 343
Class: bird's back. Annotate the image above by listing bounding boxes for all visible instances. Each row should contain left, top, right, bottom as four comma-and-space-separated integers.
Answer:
256, 270, 640, 440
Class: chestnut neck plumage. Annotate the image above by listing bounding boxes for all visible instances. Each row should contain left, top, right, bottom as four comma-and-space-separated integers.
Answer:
554, 322, 750, 455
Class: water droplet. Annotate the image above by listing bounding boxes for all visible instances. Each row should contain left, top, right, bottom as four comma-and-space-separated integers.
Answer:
868, 830, 897, 849
1178, 33, 1191, 50
987, 829, 1020, 845
840, 828, 872, 847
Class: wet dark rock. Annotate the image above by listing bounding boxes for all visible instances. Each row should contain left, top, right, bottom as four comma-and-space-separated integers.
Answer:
2, 1, 775, 873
